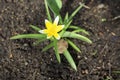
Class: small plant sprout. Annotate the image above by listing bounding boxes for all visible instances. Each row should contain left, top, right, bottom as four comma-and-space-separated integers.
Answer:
11, 0, 92, 71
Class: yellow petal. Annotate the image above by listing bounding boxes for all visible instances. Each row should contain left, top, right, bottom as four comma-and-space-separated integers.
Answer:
54, 33, 60, 40
53, 16, 59, 25
47, 33, 52, 39
45, 19, 53, 29
57, 25, 64, 32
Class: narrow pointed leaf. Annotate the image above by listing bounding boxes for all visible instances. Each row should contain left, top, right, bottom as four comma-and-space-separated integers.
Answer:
59, 15, 63, 24
69, 26, 79, 29
44, 0, 52, 22
67, 39, 81, 53
69, 26, 89, 35
42, 42, 54, 52
10, 34, 46, 39
33, 38, 46, 46
60, 20, 72, 36
64, 20, 72, 30
68, 3, 83, 22
62, 31, 92, 43
112, 71, 120, 74
72, 29, 89, 35
64, 12, 69, 23
54, 39, 61, 63
63, 50, 77, 71
30, 25, 41, 31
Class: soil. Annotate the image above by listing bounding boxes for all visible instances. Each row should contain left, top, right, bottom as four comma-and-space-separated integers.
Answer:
0, 0, 120, 80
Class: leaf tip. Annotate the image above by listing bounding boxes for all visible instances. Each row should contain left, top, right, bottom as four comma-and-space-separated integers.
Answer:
10, 37, 15, 39
89, 40, 92, 44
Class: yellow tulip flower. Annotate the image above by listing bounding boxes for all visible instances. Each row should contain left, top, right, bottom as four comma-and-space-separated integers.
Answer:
39, 16, 64, 40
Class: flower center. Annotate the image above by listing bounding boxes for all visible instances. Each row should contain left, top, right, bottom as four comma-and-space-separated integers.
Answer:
48, 25, 57, 35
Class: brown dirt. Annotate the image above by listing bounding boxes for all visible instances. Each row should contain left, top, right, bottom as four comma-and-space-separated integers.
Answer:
0, 0, 120, 80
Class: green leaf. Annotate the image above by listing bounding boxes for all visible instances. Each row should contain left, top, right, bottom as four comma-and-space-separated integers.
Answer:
44, 0, 52, 22
46, 0, 62, 15
112, 70, 120, 74
33, 38, 46, 46
64, 12, 69, 23
42, 42, 54, 52
30, 25, 41, 31
67, 39, 81, 53
72, 29, 89, 35
59, 15, 63, 24
63, 50, 77, 71
10, 34, 46, 39
60, 20, 72, 36
69, 26, 89, 35
64, 20, 72, 30
62, 31, 92, 44
69, 25, 79, 29
68, 3, 83, 22
54, 39, 61, 63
